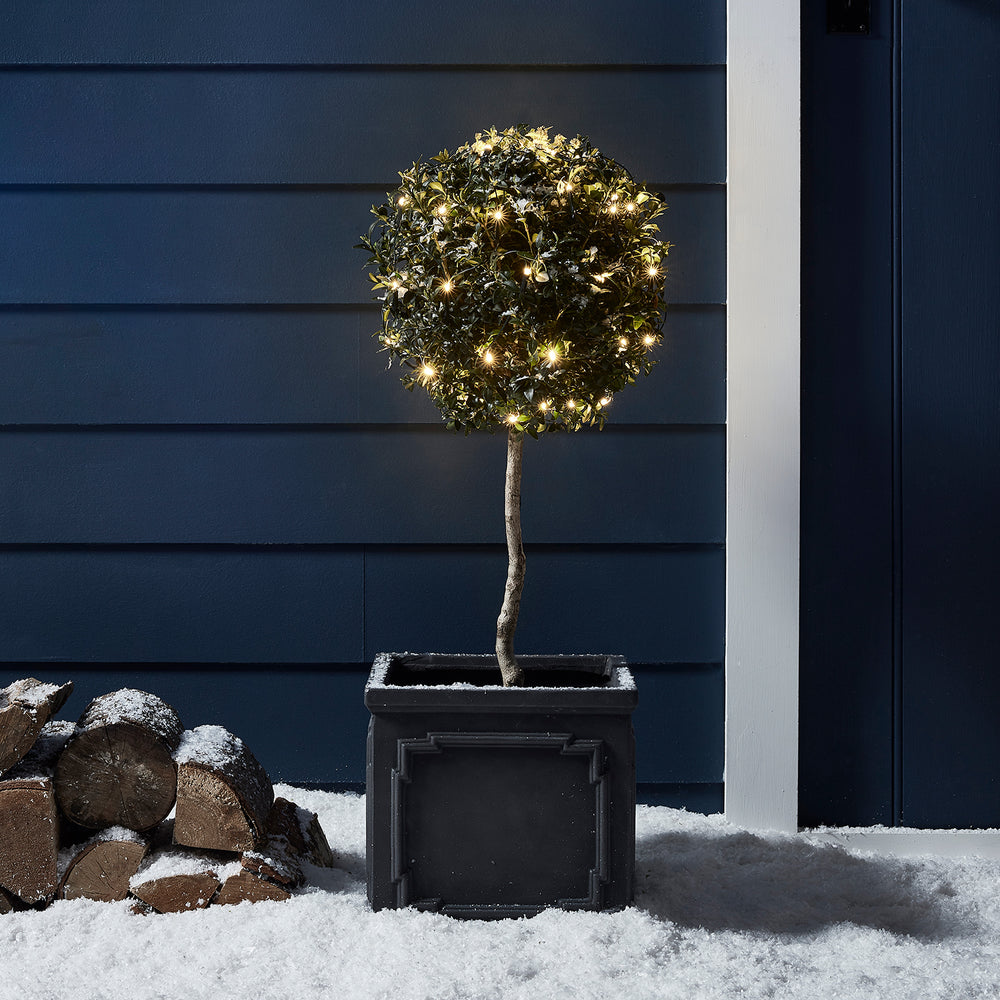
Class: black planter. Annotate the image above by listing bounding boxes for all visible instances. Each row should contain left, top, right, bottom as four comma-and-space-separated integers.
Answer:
365, 652, 637, 919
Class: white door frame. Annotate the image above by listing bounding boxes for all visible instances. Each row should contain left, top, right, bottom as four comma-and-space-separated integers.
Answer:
724, 0, 1000, 856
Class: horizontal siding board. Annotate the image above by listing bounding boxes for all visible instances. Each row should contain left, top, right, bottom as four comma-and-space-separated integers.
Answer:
631, 664, 724, 782
0, 68, 725, 185
364, 545, 725, 663
0, 427, 724, 544
0, 665, 370, 784
0, 188, 725, 306
0, 664, 722, 787
0, 1, 726, 66
0, 549, 363, 662
0, 307, 724, 426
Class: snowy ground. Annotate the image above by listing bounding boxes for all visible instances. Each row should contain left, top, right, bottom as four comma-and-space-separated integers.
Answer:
3, 786, 999, 1000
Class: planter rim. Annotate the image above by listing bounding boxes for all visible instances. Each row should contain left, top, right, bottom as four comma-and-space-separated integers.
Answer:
365, 652, 637, 714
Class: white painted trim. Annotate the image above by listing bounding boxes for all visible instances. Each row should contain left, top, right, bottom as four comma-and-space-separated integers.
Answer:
806, 830, 1000, 860
724, 0, 801, 833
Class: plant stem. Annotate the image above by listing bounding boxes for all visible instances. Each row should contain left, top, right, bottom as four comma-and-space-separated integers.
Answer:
496, 428, 526, 687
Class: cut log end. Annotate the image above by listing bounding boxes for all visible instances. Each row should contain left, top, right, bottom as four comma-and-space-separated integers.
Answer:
172, 726, 273, 853
55, 722, 178, 832
59, 836, 148, 903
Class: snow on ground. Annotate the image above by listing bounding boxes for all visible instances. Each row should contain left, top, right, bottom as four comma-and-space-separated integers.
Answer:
3, 786, 999, 1000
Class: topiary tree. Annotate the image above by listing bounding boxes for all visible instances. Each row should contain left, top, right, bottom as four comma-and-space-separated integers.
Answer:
359, 125, 669, 686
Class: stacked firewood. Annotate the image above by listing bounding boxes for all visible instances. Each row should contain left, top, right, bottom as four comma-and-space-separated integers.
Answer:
0, 678, 334, 914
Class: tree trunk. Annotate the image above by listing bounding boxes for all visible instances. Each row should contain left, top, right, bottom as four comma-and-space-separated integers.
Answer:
59, 833, 148, 902
496, 428, 527, 687
0, 777, 59, 904
0, 678, 73, 776
54, 689, 183, 832
172, 725, 273, 853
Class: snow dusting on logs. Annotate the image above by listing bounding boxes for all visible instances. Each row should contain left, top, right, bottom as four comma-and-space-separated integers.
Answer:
0, 679, 335, 912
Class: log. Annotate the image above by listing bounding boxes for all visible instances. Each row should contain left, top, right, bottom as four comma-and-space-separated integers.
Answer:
0, 886, 19, 914
0, 777, 59, 904
129, 850, 229, 913
214, 870, 291, 905
0, 678, 73, 775
173, 725, 273, 853
55, 689, 183, 832
266, 796, 336, 869
59, 829, 148, 902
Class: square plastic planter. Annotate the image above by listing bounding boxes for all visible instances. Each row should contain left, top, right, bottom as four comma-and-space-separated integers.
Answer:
365, 652, 637, 919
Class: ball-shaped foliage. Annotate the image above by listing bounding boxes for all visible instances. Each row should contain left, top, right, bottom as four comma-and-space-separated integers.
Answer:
359, 126, 669, 435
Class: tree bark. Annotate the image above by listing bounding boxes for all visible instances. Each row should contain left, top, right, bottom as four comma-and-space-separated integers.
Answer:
54, 689, 183, 832
265, 796, 335, 870
59, 833, 148, 902
496, 427, 527, 687
0, 678, 73, 776
0, 777, 59, 904
172, 725, 273, 853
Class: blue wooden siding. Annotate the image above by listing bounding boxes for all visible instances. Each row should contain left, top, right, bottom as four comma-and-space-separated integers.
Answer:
0, 1, 725, 804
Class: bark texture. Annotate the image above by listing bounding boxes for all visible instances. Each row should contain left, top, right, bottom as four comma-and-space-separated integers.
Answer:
0, 777, 59, 904
0, 678, 73, 776
495, 428, 527, 687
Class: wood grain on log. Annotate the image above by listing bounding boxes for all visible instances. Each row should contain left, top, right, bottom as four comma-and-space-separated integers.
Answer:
59, 833, 148, 902
214, 870, 291, 905
0, 678, 73, 775
0, 777, 59, 904
55, 689, 183, 832
173, 726, 273, 853
130, 871, 221, 913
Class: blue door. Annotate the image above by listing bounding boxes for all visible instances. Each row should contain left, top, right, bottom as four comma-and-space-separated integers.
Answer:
801, 1, 1000, 828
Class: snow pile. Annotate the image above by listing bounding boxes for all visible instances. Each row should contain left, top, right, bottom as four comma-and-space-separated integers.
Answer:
2, 788, 999, 1000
